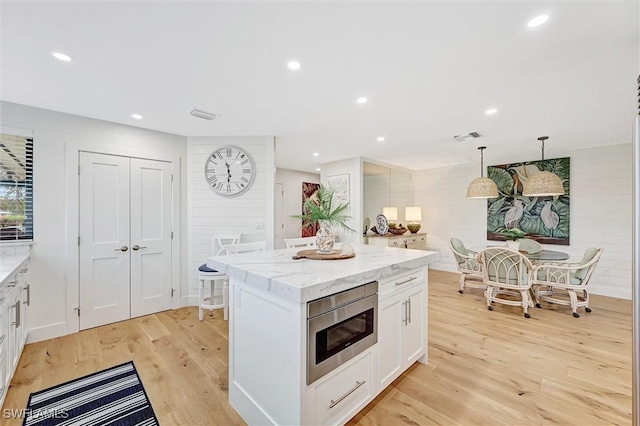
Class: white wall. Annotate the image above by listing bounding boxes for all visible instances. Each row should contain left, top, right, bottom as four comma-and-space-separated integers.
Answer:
413, 143, 633, 299
187, 136, 275, 304
320, 158, 362, 244
0, 101, 188, 341
275, 168, 320, 249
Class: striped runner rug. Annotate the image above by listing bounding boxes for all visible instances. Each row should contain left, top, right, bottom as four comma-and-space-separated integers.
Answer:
23, 361, 159, 426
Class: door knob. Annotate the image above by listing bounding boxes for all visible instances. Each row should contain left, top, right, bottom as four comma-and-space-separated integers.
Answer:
132, 245, 147, 251
115, 246, 128, 252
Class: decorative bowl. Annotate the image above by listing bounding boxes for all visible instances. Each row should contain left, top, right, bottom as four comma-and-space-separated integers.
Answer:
388, 227, 407, 235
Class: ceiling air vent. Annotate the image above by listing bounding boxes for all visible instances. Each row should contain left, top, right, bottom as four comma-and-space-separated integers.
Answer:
190, 108, 219, 121
453, 132, 481, 142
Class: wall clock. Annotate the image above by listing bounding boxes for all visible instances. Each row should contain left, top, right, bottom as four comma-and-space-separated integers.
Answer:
204, 145, 256, 197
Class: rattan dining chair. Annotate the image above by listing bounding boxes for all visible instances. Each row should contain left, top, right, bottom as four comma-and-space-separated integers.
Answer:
477, 247, 536, 318
519, 238, 542, 254
449, 237, 485, 294
532, 247, 604, 318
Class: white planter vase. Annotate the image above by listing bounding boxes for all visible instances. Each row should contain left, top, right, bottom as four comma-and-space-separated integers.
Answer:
506, 240, 521, 251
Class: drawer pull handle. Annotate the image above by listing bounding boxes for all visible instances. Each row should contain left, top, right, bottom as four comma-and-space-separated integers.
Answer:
395, 276, 417, 286
329, 380, 366, 409
24, 284, 30, 306
7, 281, 17, 288
20, 268, 28, 273
0, 335, 5, 345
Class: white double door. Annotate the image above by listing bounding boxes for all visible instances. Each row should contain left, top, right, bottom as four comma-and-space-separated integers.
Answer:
79, 152, 173, 330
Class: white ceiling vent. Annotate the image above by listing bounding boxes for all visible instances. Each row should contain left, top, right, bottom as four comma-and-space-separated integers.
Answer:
453, 132, 481, 142
190, 108, 219, 121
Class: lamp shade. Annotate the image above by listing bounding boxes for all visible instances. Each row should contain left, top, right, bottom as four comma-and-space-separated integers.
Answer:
522, 171, 564, 196
382, 207, 398, 221
405, 207, 422, 221
522, 136, 565, 197
466, 146, 499, 199
466, 177, 499, 199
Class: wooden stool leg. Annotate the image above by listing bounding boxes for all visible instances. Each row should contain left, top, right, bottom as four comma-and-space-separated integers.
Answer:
199, 278, 205, 321
223, 278, 229, 321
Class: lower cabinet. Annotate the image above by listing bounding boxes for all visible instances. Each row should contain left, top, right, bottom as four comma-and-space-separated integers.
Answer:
0, 257, 30, 407
306, 350, 374, 426
377, 272, 427, 391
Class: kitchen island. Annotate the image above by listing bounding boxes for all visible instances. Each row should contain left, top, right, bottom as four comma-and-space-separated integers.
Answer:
208, 244, 438, 426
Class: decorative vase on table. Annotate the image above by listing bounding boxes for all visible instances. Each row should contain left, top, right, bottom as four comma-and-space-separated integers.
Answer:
506, 240, 521, 251
316, 221, 336, 253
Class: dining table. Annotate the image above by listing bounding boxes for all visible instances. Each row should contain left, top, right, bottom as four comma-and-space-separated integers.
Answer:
468, 246, 570, 263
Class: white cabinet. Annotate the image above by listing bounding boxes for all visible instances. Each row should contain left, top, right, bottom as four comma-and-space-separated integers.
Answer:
0, 255, 30, 407
367, 233, 427, 250
0, 296, 8, 399
377, 270, 427, 392
307, 350, 374, 426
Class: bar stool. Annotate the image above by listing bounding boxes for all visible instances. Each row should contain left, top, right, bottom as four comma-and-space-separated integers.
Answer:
198, 234, 241, 321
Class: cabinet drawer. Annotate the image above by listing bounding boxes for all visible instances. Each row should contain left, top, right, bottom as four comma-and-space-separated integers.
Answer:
312, 350, 373, 426
379, 269, 425, 299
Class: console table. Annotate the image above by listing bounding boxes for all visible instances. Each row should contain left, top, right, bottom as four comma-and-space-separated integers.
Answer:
366, 233, 427, 250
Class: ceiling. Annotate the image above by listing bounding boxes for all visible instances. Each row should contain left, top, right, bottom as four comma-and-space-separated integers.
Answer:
1, 1, 638, 173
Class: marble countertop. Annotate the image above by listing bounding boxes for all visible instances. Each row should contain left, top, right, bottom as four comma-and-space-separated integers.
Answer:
208, 244, 439, 303
1, 252, 30, 286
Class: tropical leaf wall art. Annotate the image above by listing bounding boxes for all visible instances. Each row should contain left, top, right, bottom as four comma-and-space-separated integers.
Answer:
487, 157, 570, 245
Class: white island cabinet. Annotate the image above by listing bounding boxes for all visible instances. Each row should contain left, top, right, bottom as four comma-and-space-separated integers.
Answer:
208, 244, 438, 426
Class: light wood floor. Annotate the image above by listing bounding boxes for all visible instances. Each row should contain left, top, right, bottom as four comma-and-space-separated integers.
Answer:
3, 270, 632, 425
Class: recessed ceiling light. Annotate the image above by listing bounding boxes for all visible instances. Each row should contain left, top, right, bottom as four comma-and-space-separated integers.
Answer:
131, 114, 143, 120
485, 109, 497, 115
287, 61, 301, 70
313, 152, 319, 157
528, 15, 549, 27
315, 168, 321, 172
377, 136, 385, 142
356, 97, 368, 104
52, 52, 73, 62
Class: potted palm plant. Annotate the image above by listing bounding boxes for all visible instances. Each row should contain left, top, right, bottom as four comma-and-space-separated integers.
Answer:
501, 228, 527, 251
292, 184, 354, 253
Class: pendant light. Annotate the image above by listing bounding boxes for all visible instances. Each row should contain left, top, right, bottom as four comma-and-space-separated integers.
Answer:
466, 146, 499, 199
522, 136, 564, 197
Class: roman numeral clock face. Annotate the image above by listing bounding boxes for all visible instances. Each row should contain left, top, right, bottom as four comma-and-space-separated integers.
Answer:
204, 145, 256, 197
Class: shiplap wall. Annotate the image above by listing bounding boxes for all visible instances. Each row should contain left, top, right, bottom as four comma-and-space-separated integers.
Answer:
413, 143, 632, 299
187, 136, 275, 304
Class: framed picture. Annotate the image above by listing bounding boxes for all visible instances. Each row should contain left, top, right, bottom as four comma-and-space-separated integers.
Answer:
301, 182, 320, 237
487, 157, 570, 245
327, 173, 350, 211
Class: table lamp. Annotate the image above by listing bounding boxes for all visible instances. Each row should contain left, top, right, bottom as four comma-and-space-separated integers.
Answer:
382, 207, 398, 228
405, 207, 422, 233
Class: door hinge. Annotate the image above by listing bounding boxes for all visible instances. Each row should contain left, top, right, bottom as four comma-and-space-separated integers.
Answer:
171, 289, 175, 298
78, 166, 80, 175
171, 231, 174, 240
78, 236, 80, 246
74, 307, 80, 317
171, 173, 174, 182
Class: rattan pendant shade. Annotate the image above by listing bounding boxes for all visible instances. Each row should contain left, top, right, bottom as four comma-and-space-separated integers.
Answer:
522, 136, 564, 197
466, 146, 498, 199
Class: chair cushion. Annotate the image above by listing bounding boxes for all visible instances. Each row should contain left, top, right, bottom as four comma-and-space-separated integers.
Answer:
198, 263, 218, 273
450, 238, 469, 265
573, 248, 599, 280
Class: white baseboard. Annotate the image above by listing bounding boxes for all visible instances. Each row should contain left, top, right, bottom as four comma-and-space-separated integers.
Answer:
181, 294, 199, 307
589, 285, 631, 300
429, 263, 458, 273
27, 321, 67, 344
